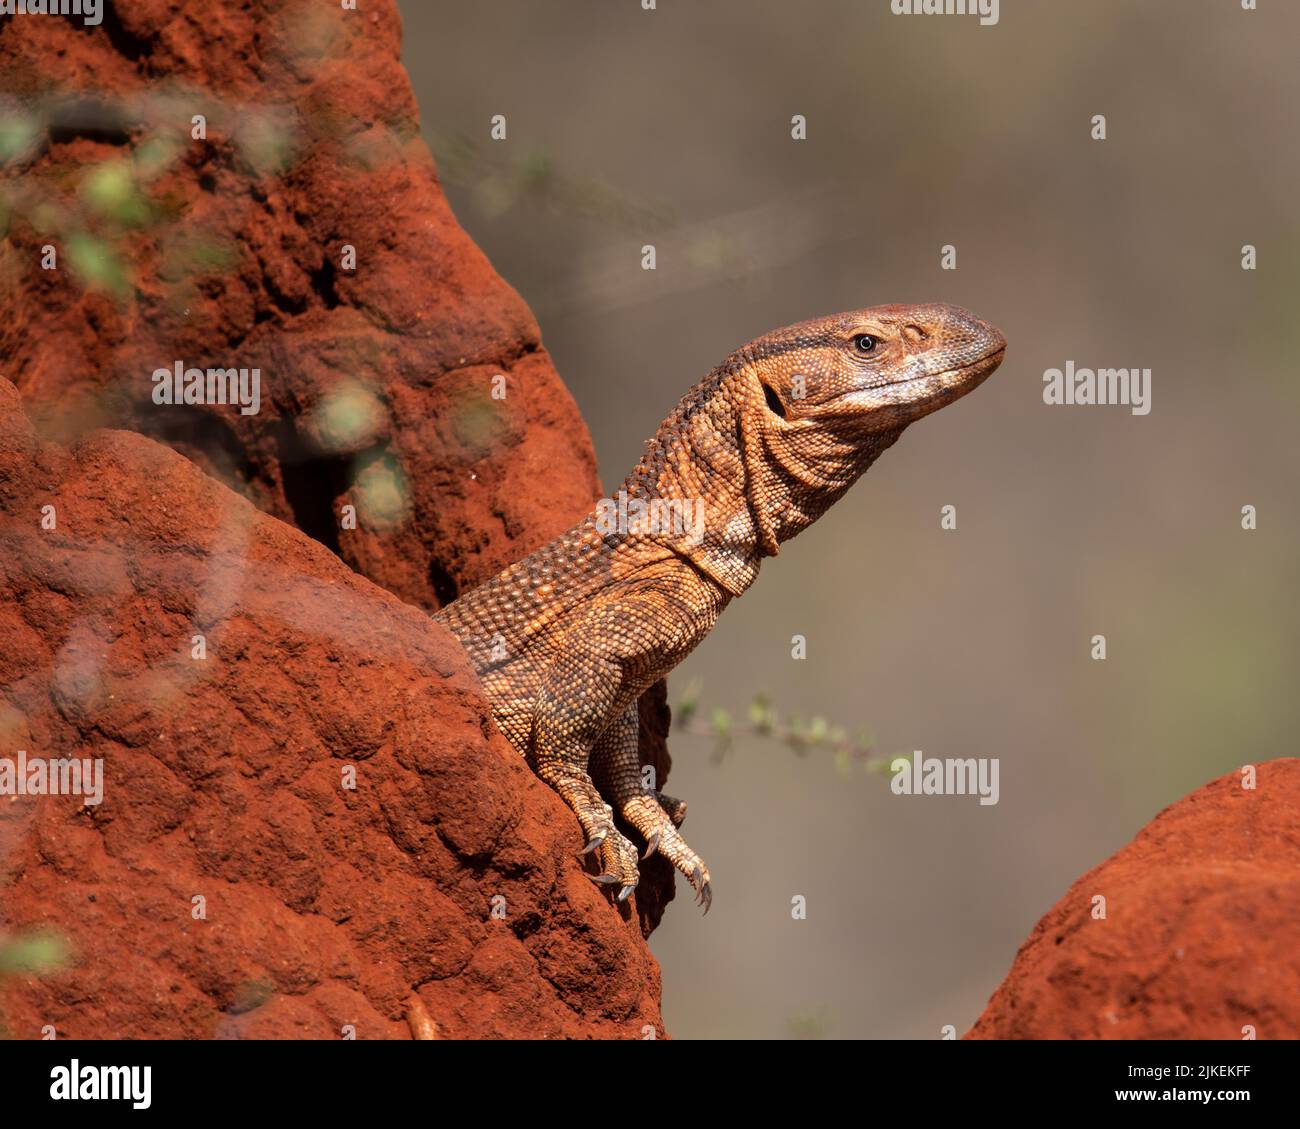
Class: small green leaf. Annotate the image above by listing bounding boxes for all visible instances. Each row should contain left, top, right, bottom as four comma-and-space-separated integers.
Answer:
747, 691, 776, 733
675, 679, 701, 728
517, 149, 553, 190
83, 162, 152, 227
0, 931, 71, 975
0, 112, 38, 164
67, 233, 131, 298
352, 448, 409, 532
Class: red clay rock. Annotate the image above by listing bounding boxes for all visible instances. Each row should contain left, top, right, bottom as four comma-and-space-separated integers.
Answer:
0, 0, 597, 606
0, 377, 663, 1039
967, 759, 1300, 1039
0, 1, 677, 940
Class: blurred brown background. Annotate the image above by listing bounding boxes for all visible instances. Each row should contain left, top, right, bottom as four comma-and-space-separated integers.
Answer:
400, 0, 1300, 1038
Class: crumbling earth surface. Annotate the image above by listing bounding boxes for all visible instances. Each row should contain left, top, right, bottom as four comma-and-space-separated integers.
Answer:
0, 0, 674, 1039
967, 759, 1300, 1040
0, 376, 663, 1039
0, 0, 597, 608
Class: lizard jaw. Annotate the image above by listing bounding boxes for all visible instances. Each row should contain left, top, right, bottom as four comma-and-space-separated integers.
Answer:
835, 343, 1006, 423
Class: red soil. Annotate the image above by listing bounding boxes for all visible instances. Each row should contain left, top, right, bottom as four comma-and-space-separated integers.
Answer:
968, 760, 1300, 1039
0, 0, 672, 1038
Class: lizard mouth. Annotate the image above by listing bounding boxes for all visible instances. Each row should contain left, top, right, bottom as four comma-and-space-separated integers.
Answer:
925, 343, 1007, 382
860, 345, 1005, 393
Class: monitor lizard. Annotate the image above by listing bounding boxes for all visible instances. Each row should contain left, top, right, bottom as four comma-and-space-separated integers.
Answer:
434, 303, 1006, 912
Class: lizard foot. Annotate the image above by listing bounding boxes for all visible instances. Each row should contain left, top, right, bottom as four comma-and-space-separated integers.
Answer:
582, 822, 640, 903
619, 794, 712, 913
535, 762, 641, 904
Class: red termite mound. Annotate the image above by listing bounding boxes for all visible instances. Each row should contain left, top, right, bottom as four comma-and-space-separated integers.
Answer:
968, 759, 1300, 1040
0, 0, 675, 1037
0, 377, 662, 1039
0, 0, 596, 605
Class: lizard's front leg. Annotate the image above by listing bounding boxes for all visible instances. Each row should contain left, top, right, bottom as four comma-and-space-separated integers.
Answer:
591, 704, 713, 913
534, 575, 721, 909
532, 656, 641, 902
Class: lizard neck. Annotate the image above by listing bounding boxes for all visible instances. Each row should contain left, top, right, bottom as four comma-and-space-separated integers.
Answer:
740, 412, 904, 550
614, 366, 903, 598
614, 367, 763, 597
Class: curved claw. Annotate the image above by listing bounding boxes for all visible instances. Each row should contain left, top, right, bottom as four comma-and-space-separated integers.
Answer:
588, 873, 619, 886
641, 829, 661, 861
577, 834, 606, 858
689, 866, 713, 914
617, 884, 636, 903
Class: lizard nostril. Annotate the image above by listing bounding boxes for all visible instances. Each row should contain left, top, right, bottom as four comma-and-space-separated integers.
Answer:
902, 323, 930, 344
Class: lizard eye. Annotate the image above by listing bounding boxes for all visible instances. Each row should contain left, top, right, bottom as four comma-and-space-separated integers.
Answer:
852, 334, 879, 355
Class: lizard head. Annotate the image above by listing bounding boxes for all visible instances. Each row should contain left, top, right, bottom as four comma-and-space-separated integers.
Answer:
621, 303, 1005, 592
744, 302, 1006, 437
717, 303, 1005, 561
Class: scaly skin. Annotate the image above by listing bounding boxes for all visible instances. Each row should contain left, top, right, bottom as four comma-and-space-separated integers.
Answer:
434, 303, 1006, 912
